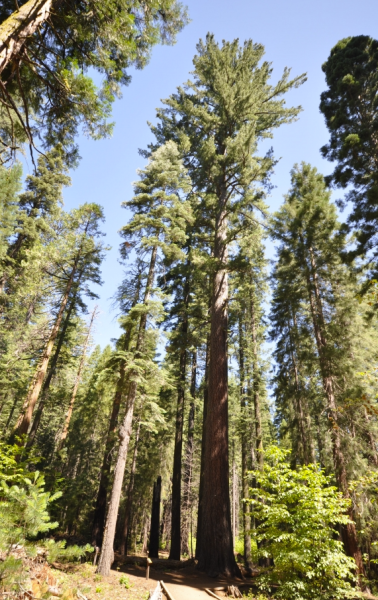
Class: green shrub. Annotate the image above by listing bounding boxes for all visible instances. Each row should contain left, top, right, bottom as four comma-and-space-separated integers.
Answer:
247, 446, 356, 600
0, 443, 91, 592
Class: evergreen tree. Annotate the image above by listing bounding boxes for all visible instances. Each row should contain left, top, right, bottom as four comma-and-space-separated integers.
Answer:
320, 36, 378, 273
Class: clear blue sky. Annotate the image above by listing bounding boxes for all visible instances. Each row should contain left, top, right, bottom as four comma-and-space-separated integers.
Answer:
47, 0, 377, 347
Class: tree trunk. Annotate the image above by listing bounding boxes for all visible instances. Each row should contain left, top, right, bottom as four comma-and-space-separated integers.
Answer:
304, 243, 365, 580
250, 293, 263, 469
149, 476, 162, 558
238, 316, 251, 569
181, 359, 196, 557
25, 292, 77, 448
195, 334, 209, 560
169, 333, 187, 560
0, 0, 52, 75
11, 254, 79, 441
288, 311, 314, 464
96, 245, 157, 576
197, 193, 239, 577
57, 307, 97, 450
161, 486, 172, 552
119, 417, 141, 555
91, 347, 129, 546
170, 253, 191, 560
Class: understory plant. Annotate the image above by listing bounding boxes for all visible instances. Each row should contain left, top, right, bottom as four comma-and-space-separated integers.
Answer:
247, 446, 357, 600
0, 443, 91, 593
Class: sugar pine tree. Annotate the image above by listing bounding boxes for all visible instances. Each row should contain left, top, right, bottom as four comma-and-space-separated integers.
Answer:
149, 33, 305, 576
320, 36, 378, 274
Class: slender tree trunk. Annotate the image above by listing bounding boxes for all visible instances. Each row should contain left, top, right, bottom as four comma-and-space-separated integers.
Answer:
304, 243, 365, 580
5, 394, 18, 432
149, 476, 162, 558
161, 486, 172, 552
91, 347, 129, 546
142, 516, 149, 554
11, 255, 79, 441
119, 417, 141, 555
96, 245, 157, 576
169, 325, 187, 559
250, 293, 263, 469
170, 251, 192, 560
288, 314, 314, 464
238, 316, 251, 569
181, 356, 196, 558
197, 190, 239, 576
57, 307, 97, 450
0, 0, 52, 74
195, 334, 209, 560
26, 293, 78, 448
92, 281, 142, 546
232, 449, 237, 546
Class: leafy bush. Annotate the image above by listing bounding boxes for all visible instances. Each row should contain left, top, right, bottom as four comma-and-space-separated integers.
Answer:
247, 446, 356, 600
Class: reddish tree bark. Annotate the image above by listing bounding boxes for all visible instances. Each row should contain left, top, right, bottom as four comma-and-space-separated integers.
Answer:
196, 192, 239, 576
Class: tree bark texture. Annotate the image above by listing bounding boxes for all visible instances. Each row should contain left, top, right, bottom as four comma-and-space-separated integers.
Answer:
0, 0, 52, 75
149, 476, 162, 558
197, 196, 239, 577
96, 245, 157, 576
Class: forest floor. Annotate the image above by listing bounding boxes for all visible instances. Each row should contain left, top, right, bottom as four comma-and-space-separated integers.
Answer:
39, 553, 251, 600
22, 554, 378, 600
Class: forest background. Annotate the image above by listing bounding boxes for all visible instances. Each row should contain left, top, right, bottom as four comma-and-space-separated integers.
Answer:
2, 0, 378, 597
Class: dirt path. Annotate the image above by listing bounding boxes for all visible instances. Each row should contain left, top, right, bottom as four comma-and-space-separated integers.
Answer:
119, 562, 248, 600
